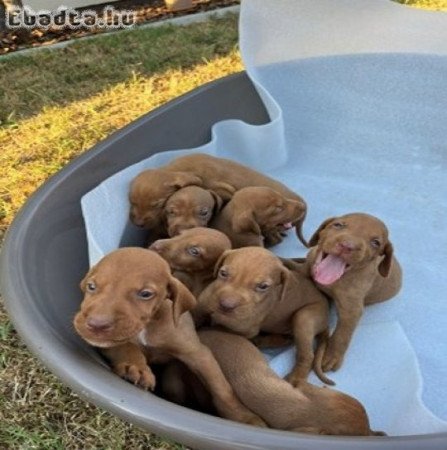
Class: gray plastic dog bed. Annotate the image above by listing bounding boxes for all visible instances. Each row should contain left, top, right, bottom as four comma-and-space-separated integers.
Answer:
1, 72, 447, 450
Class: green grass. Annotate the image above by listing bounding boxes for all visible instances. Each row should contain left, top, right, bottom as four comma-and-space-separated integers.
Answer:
0, 1, 446, 448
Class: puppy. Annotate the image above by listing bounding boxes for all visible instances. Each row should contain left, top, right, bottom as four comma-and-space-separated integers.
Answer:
163, 186, 223, 236
199, 329, 385, 436
303, 213, 402, 372
73, 248, 265, 427
199, 247, 332, 385
211, 186, 305, 248
150, 227, 231, 296
129, 153, 308, 245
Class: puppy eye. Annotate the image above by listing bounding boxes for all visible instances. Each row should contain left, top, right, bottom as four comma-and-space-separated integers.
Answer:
166, 209, 176, 217
187, 246, 201, 257
275, 205, 284, 212
332, 222, 345, 229
86, 281, 96, 293
370, 238, 381, 248
218, 268, 229, 279
138, 289, 154, 300
255, 282, 270, 292
198, 207, 209, 217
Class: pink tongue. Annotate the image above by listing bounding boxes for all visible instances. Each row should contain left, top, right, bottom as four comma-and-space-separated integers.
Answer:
313, 254, 347, 285
282, 222, 293, 230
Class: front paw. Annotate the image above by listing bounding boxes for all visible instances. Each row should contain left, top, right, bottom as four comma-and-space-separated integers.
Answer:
322, 345, 344, 372
244, 413, 268, 428
285, 369, 307, 387
115, 362, 156, 391
264, 229, 284, 247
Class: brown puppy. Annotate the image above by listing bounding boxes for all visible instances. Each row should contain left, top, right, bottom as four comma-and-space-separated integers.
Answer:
199, 329, 385, 436
129, 153, 308, 246
211, 186, 305, 248
164, 186, 223, 237
150, 227, 231, 297
303, 213, 402, 373
199, 247, 331, 385
73, 248, 265, 427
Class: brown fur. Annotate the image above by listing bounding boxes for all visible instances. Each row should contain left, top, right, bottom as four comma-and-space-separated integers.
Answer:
164, 329, 385, 436
128, 153, 308, 245
164, 186, 223, 237
211, 186, 305, 248
73, 248, 265, 427
303, 213, 402, 372
198, 247, 332, 385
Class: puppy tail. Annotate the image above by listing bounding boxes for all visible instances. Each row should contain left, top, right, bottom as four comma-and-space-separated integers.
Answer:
295, 217, 309, 248
313, 330, 335, 386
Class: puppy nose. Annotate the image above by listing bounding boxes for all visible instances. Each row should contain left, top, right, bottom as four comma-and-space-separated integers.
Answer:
337, 240, 356, 253
218, 298, 239, 313
86, 315, 113, 332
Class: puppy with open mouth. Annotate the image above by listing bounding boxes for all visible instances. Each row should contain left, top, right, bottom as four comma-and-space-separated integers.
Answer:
303, 213, 402, 373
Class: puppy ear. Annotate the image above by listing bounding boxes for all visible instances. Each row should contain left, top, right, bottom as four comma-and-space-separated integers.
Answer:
165, 171, 203, 190
278, 267, 291, 302
213, 250, 233, 278
232, 210, 261, 235
79, 265, 97, 292
378, 241, 393, 277
308, 217, 336, 247
167, 277, 197, 326
208, 181, 236, 201
209, 190, 224, 213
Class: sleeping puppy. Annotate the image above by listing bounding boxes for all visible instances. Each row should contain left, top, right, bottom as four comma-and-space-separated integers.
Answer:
129, 153, 308, 246
199, 247, 332, 385
302, 213, 402, 373
163, 186, 223, 237
73, 248, 265, 427
129, 169, 202, 236
211, 186, 305, 248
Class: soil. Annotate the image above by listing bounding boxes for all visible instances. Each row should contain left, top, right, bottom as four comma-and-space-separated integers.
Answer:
0, 0, 239, 55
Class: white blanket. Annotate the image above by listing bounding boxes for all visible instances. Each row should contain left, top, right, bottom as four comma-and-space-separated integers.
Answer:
82, 0, 447, 435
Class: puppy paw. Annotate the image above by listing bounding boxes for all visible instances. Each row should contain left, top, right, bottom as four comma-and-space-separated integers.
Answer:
244, 414, 268, 428
115, 363, 156, 391
264, 230, 284, 247
322, 348, 344, 372
285, 371, 307, 387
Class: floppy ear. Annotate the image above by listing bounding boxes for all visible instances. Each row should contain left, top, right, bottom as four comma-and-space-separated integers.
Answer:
308, 217, 336, 247
79, 265, 97, 292
208, 181, 236, 201
294, 214, 308, 248
231, 209, 261, 235
165, 171, 203, 191
213, 250, 233, 278
378, 241, 394, 277
209, 190, 224, 213
167, 277, 197, 326
278, 266, 291, 302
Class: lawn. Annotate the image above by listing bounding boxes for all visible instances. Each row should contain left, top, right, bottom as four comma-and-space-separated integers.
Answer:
1, 1, 446, 449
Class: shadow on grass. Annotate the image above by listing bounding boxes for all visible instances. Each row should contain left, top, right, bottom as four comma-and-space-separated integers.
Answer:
0, 14, 238, 126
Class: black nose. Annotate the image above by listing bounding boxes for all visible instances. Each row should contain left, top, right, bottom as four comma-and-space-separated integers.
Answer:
86, 315, 113, 332
218, 298, 239, 313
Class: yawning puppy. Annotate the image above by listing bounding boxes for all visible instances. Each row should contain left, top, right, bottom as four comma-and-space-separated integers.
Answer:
303, 213, 402, 373
211, 187, 305, 248
163, 186, 223, 237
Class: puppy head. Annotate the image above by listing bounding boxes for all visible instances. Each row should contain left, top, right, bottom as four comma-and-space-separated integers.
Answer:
308, 213, 393, 286
74, 248, 196, 348
150, 227, 231, 273
199, 247, 289, 337
229, 187, 306, 235
129, 169, 202, 229
163, 186, 223, 237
